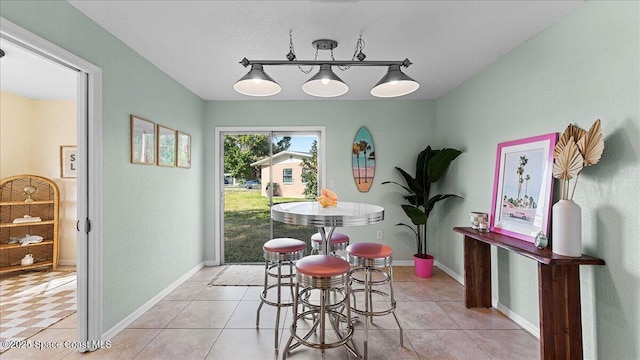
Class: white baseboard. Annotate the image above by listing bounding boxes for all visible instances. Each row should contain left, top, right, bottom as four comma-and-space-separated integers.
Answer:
495, 301, 540, 339
434, 260, 464, 284
102, 262, 205, 341
57, 260, 77, 266
203, 260, 219, 266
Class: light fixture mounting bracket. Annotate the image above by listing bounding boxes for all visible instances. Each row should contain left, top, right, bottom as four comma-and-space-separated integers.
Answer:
312, 39, 338, 50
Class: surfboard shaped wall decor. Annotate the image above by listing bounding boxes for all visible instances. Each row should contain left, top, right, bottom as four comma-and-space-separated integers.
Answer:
352, 126, 375, 192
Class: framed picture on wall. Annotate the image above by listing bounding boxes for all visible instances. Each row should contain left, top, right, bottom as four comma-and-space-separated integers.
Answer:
60, 145, 77, 178
489, 133, 557, 243
130, 115, 156, 165
157, 125, 176, 167
176, 131, 191, 168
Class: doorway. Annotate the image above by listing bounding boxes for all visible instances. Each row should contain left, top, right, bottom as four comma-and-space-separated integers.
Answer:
216, 127, 325, 264
1, 17, 103, 352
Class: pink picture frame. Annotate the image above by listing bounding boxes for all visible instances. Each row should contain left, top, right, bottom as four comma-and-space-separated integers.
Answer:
489, 133, 557, 243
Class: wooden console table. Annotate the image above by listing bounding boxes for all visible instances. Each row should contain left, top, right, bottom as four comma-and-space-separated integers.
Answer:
453, 227, 605, 360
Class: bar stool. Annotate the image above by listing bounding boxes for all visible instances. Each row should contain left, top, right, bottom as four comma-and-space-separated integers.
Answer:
347, 242, 403, 359
256, 237, 307, 351
283, 255, 359, 359
310, 231, 350, 257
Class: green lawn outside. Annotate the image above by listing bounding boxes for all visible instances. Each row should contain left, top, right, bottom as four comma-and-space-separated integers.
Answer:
224, 189, 317, 263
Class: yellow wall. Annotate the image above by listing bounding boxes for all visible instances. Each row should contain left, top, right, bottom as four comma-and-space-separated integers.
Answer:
0, 91, 77, 264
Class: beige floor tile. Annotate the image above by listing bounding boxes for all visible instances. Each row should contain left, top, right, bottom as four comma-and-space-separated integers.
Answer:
418, 279, 465, 301
392, 281, 434, 301
394, 301, 460, 330
243, 284, 295, 302
407, 266, 453, 282
391, 266, 414, 282
50, 312, 77, 329
62, 328, 160, 360
134, 328, 221, 360
127, 300, 190, 328
465, 329, 540, 360
1, 328, 77, 360
194, 285, 249, 301
437, 302, 521, 330
167, 300, 238, 328
351, 329, 419, 360
351, 301, 403, 330
205, 328, 283, 360
163, 281, 208, 300
186, 266, 225, 282
228, 300, 289, 329
406, 329, 491, 359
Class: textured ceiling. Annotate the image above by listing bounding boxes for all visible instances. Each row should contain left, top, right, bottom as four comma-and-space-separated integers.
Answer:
1, 1, 584, 101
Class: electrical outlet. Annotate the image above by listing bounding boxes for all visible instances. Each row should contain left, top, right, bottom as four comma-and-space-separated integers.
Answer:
329, 180, 336, 188
377, 230, 383, 240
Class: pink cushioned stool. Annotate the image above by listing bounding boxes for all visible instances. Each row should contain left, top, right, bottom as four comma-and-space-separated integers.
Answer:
310, 231, 350, 256
256, 238, 306, 352
283, 255, 360, 359
347, 242, 404, 359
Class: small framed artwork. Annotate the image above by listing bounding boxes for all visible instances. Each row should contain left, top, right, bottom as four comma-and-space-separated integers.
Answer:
130, 115, 156, 165
157, 125, 176, 167
176, 131, 191, 168
60, 145, 77, 178
489, 133, 557, 243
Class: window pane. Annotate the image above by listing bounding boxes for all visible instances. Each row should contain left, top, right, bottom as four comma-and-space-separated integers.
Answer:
283, 168, 293, 184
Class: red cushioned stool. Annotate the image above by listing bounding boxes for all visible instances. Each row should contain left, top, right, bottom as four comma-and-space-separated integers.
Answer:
283, 255, 360, 359
347, 242, 404, 359
310, 231, 350, 257
256, 238, 306, 351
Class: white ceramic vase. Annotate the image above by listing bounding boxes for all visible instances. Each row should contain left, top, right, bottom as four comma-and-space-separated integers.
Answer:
552, 199, 582, 257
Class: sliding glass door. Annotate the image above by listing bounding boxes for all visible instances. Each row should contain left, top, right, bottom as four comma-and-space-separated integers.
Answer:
220, 128, 323, 263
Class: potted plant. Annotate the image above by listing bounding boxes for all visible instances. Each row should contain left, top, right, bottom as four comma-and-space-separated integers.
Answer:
383, 146, 462, 278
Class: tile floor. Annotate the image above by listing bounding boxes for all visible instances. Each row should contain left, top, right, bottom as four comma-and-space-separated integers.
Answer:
1, 266, 540, 359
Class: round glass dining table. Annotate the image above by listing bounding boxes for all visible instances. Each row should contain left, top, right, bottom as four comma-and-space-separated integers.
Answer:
271, 201, 384, 255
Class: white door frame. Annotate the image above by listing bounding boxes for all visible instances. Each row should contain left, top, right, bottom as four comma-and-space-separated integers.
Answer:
1, 18, 103, 351
214, 126, 326, 265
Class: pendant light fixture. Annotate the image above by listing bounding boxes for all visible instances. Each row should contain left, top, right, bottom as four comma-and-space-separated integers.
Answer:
370, 64, 420, 97
302, 64, 349, 97
234, 33, 419, 98
233, 64, 281, 96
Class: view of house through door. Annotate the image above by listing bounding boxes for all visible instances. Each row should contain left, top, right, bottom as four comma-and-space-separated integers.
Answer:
222, 130, 322, 263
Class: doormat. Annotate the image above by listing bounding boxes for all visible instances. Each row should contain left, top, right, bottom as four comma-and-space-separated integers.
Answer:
209, 265, 264, 286
0, 271, 76, 352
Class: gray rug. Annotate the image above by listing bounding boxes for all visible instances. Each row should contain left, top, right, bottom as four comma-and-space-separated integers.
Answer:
209, 265, 264, 286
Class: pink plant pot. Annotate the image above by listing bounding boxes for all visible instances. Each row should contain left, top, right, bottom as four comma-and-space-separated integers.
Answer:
413, 254, 434, 278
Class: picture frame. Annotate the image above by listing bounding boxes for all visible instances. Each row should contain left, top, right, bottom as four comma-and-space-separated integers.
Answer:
60, 145, 77, 178
176, 131, 191, 168
157, 125, 176, 167
489, 133, 557, 243
130, 115, 156, 165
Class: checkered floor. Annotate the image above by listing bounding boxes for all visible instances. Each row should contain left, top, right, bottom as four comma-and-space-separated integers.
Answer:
0, 271, 76, 352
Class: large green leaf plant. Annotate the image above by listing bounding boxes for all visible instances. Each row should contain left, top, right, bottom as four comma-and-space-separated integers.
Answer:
383, 146, 462, 258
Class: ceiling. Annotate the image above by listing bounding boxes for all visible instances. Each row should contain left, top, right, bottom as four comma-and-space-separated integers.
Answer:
0, 39, 77, 100
2, 1, 585, 101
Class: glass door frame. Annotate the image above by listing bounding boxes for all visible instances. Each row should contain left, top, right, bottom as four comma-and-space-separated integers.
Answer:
214, 126, 326, 265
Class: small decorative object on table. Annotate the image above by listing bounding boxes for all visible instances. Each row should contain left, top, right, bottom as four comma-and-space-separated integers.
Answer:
534, 231, 548, 249
316, 188, 338, 207
23, 185, 37, 202
551, 119, 604, 257
469, 212, 489, 231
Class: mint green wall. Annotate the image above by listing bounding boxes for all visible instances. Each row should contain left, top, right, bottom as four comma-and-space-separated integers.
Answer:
204, 100, 436, 262
435, 1, 639, 358
1, 1, 206, 333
